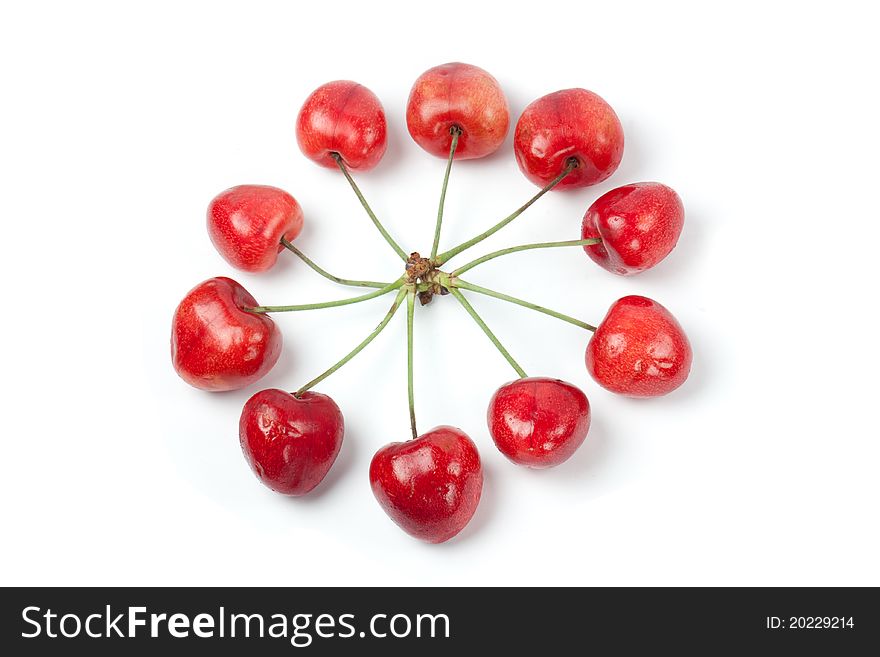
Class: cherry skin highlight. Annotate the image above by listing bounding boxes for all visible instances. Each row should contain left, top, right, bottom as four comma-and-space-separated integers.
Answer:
514, 88, 624, 189
406, 62, 510, 160
586, 295, 692, 398
296, 80, 387, 171
582, 182, 684, 276
487, 377, 591, 468
207, 185, 304, 273
171, 277, 282, 391
239, 389, 344, 496
369, 426, 483, 543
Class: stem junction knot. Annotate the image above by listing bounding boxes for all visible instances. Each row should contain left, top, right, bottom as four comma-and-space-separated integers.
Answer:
404, 252, 447, 305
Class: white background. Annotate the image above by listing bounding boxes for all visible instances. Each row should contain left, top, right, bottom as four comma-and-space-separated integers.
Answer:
1, 1, 878, 586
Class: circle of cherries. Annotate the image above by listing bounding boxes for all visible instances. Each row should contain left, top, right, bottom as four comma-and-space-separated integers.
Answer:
172, 63, 692, 544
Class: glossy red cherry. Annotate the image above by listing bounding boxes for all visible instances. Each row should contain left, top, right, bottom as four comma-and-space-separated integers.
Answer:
406, 62, 509, 160
239, 389, 344, 496
487, 377, 591, 468
586, 295, 692, 397
582, 182, 684, 276
207, 185, 304, 273
171, 277, 282, 391
514, 88, 624, 189
296, 80, 387, 171
369, 426, 482, 543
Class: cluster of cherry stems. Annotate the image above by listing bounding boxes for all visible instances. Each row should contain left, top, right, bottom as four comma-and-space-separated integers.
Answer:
171, 63, 693, 544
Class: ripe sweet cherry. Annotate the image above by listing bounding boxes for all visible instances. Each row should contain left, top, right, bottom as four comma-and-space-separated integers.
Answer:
369, 427, 483, 543
586, 295, 692, 397
581, 182, 684, 275
406, 62, 509, 160
207, 185, 304, 272
487, 377, 591, 468
296, 80, 387, 171
240, 389, 344, 495
171, 277, 281, 391
514, 88, 624, 189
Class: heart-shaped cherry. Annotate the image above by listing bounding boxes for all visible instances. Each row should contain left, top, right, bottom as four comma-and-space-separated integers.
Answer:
514, 88, 624, 189
369, 426, 482, 543
207, 185, 304, 273
487, 377, 591, 468
171, 277, 282, 391
239, 389, 344, 496
581, 182, 684, 276
406, 62, 510, 160
296, 80, 387, 171
586, 295, 692, 397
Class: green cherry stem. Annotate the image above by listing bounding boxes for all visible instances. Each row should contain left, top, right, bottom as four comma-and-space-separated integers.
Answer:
430, 126, 461, 260
248, 278, 404, 314
295, 287, 409, 397
406, 288, 418, 439
447, 286, 528, 379
452, 278, 596, 331
434, 158, 578, 265
451, 238, 602, 277
281, 238, 390, 289
332, 153, 408, 261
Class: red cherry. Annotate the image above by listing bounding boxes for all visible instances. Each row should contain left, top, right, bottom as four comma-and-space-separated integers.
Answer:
586, 295, 692, 397
514, 88, 624, 189
296, 80, 387, 171
207, 185, 304, 273
369, 426, 482, 543
171, 277, 282, 392
406, 62, 510, 160
581, 182, 684, 276
487, 377, 591, 468
239, 389, 344, 496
